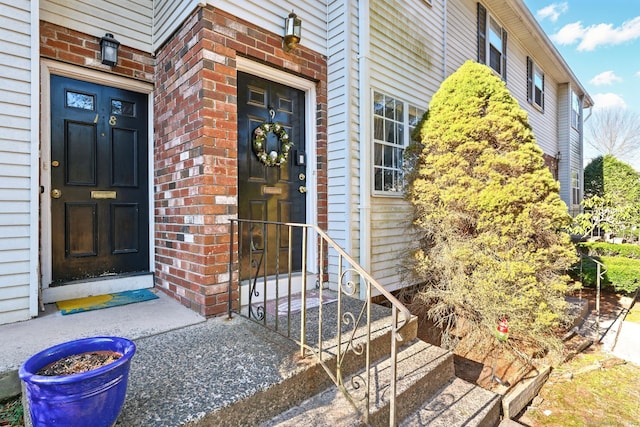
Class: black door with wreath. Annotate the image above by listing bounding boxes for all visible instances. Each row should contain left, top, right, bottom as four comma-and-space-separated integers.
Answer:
237, 72, 306, 278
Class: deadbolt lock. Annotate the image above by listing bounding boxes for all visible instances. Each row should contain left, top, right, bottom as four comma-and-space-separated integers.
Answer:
298, 173, 306, 181
51, 189, 62, 199
51, 160, 60, 167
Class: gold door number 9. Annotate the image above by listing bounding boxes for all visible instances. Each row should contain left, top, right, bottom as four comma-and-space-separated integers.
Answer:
109, 115, 117, 126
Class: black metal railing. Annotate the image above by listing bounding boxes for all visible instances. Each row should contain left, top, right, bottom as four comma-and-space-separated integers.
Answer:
227, 219, 413, 425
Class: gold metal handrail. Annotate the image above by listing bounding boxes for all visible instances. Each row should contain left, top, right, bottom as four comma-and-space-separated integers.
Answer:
227, 219, 412, 426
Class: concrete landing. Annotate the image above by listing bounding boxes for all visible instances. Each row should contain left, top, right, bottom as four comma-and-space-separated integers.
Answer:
0, 290, 205, 400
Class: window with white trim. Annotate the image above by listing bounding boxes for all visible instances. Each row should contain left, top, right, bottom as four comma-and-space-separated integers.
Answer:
373, 92, 424, 194
571, 91, 581, 129
477, 3, 508, 80
527, 57, 544, 110
571, 169, 581, 205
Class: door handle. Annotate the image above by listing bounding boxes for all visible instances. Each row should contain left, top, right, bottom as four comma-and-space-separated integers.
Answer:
298, 186, 307, 194
51, 189, 62, 199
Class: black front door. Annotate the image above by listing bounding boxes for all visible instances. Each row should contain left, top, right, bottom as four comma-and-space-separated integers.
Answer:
50, 76, 149, 283
237, 72, 306, 277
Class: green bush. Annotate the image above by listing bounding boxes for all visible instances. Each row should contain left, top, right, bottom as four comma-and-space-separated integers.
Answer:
577, 242, 640, 259
575, 255, 640, 294
404, 61, 578, 360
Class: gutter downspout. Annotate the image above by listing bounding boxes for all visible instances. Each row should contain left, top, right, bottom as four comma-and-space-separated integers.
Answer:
358, 0, 371, 300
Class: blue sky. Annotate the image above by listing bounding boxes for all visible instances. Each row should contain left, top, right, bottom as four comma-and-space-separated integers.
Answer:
523, 1, 640, 166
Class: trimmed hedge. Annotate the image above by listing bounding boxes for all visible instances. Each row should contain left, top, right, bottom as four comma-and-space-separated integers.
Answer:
577, 242, 640, 259
574, 255, 640, 294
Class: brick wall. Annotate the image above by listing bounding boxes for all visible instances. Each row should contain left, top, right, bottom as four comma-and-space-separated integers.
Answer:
154, 6, 328, 317
543, 153, 560, 181
40, 21, 154, 82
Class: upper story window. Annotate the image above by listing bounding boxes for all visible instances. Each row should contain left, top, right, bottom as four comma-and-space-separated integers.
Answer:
373, 92, 424, 194
527, 57, 545, 111
571, 91, 581, 129
477, 3, 508, 80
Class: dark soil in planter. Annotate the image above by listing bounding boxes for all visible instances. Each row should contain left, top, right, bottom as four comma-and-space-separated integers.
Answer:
36, 351, 122, 376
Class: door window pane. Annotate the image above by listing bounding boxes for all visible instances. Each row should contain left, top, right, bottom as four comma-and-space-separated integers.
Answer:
66, 91, 95, 110
111, 99, 135, 116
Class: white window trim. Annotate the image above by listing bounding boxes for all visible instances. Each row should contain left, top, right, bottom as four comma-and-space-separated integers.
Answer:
571, 91, 581, 130
527, 57, 545, 111
571, 169, 581, 206
371, 91, 424, 197
478, 3, 508, 80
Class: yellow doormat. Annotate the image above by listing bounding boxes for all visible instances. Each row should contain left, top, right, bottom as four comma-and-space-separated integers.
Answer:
56, 289, 159, 315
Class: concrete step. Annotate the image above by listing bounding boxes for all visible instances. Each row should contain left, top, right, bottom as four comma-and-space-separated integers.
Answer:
400, 377, 501, 427
115, 297, 415, 426
259, 339, 459, 427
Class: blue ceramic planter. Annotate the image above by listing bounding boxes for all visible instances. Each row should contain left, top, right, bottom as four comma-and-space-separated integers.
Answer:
19, 336, 136, 427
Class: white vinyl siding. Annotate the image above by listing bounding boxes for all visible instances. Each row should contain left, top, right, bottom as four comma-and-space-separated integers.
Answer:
153, 0, 200, 51
41, 0, 153, 53
326, 0, 358, 255
154, 0, 328, 55
0, 0, 36, 325
370, 199, 417, 290
367, 0, 441, 291
555, 83, 583, 216
370, 0, 443, 104
569, 89, 584, 215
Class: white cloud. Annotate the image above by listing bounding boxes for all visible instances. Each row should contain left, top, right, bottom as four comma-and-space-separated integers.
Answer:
551, 16, 640, 51
536, 2, 568, 23
551, 22, 584, 45
636, 71, 640, 78
591, 93, 627, 111
589, 71, 623, 86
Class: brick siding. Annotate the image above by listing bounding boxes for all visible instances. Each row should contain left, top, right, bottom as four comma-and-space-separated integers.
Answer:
153, 6, 328, 316
40, 21, 154, 83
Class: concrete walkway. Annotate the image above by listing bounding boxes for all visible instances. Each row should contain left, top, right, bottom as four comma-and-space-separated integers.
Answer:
0, 290, 205, 399
577, 291, 640, 366
612, 297, 640, 366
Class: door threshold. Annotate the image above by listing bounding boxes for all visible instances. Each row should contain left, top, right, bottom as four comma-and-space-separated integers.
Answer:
42, 273, 154, 304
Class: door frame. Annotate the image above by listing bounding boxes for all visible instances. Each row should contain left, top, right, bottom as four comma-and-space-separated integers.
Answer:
40, 60, 154, 303
237, 57, 319, 275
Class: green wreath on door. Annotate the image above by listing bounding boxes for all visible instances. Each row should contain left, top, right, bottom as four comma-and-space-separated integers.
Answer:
252, 122, 293, 167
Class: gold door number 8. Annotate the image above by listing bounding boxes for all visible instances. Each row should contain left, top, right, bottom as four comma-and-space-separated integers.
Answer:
109, 115, 117, 126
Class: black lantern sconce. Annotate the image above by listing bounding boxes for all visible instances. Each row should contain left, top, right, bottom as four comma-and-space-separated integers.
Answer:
100, 33, 120, 66
283, 11, 302, 52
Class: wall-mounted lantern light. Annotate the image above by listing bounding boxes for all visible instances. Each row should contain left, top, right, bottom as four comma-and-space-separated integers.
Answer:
283, 12, 302, 52
100, 33, 120, 66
